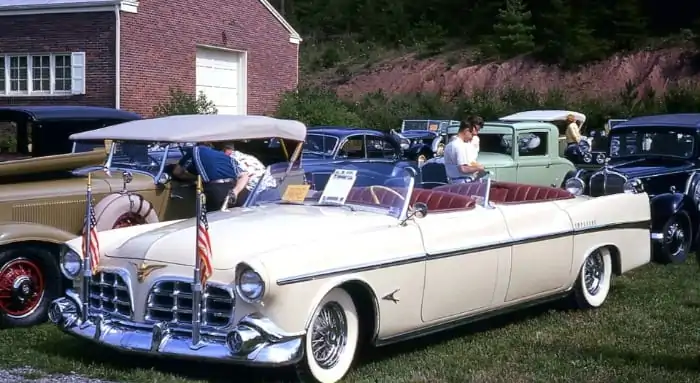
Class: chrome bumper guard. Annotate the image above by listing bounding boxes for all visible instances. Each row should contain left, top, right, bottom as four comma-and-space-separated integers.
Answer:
49, 290, 303, 366
650, 232, 663, 241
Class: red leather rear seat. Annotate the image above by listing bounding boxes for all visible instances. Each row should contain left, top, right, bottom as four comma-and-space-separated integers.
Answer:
434, 182, 573, 204
346, 187, 475, 212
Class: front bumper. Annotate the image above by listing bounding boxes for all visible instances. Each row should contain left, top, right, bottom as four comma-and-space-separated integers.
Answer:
49, 290, 303, 366
651, 232, 663, 241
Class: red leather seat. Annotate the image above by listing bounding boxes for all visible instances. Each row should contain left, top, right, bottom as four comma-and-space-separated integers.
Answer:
434, 182, 573, 204
346, 187, 475, 212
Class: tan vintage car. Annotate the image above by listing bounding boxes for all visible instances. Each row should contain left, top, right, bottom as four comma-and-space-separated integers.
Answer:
51, 136, 651, 383
0, 111, 297, 328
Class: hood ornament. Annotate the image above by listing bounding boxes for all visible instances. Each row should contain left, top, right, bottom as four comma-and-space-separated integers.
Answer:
130, 261, 167, 283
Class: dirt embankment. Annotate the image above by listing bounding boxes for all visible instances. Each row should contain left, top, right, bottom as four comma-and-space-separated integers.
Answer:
331, 48, 700, 99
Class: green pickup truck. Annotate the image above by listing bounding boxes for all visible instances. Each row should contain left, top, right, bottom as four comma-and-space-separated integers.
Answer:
421, 121, 576, 187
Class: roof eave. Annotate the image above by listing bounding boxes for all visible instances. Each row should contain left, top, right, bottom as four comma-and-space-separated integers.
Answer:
258, 0, 302, 44
0, 1, 138, 16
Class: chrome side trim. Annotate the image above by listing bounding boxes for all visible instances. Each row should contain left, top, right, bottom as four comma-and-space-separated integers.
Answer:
684, 171, 697, 195
50, 293, 303, 366
276, 220, 650, 285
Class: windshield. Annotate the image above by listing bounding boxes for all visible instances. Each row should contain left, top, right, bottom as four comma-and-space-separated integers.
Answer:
246, 164, 415, 218
609, 129, 695, 159
304, 134, 338, 156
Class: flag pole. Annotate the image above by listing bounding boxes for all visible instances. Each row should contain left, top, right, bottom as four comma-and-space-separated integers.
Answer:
191, 175, 204, 347
81, 172, 93, 322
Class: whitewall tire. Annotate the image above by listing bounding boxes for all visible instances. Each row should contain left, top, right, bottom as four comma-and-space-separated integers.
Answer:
297, 287, 359, 383
573, 248, 612, 309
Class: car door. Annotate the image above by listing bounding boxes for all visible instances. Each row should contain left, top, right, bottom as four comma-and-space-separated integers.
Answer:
515, 130, 554, 186
417, 207, 511, 322
497, 202, 574, 302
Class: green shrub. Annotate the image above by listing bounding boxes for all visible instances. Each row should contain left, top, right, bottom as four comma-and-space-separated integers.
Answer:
153, 88, 217, 116
275, 83, 700, 131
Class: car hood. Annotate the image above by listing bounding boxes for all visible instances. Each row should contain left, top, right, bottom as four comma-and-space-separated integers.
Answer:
477, 152, 515, 167
604, 158, 694, 178
104, 204, 396, 270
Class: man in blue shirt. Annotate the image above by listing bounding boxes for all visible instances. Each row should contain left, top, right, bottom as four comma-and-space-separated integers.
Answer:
173, 144, 249, 211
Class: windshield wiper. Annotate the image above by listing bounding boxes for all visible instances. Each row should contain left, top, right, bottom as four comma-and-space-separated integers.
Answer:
313, 202, 356, 211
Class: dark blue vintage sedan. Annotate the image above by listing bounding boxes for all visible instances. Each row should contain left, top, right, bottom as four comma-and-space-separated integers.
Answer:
563, 113, 700, 265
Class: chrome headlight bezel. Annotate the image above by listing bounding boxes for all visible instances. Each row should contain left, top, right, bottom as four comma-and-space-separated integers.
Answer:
234, 264, 266, 303
583, 152, 592, 163
565, 177, 585, 196
623, 178, 644, 194
595, 153, 606, 164
578, 140, 591, 153
60, 246, 82, 280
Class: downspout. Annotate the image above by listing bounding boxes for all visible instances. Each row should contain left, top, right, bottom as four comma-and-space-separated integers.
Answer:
114, 4, 121, 109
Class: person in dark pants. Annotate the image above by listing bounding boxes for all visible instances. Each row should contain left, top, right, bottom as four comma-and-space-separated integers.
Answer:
173, 144, 249, 212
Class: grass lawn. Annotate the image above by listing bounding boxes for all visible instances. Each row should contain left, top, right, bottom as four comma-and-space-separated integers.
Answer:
1, 260, 700, 382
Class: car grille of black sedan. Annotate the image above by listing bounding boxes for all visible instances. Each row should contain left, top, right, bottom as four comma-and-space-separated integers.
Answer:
145, 280, 235, 328
589, 171, 627, 197
88, 271, 132, 319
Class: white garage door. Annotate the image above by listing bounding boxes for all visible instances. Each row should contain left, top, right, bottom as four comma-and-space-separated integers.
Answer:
195, 48, 246, 115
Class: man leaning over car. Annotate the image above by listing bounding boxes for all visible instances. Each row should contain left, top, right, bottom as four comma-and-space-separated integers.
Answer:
173, 144, 249, 211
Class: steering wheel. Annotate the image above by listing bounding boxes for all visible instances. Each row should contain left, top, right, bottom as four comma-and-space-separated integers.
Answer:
368, 185, 405, 205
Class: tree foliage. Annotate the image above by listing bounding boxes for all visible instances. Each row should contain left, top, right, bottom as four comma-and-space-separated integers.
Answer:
152, 88, 217, 117
268, 0, 700, 67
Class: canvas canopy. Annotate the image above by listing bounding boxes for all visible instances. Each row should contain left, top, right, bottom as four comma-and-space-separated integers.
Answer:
70, 115, 307, 143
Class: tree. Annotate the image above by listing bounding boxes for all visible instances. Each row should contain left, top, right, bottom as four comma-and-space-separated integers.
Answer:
152, 88, 217, 116
491, 0, 535, 56
610, 0, 647, 50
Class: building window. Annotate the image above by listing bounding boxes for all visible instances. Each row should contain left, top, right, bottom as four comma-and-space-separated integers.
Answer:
0, 52, 85, 96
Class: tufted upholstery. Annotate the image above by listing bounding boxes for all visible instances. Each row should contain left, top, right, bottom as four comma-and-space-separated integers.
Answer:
434, 181, 573, 204
346, 187, 475, 212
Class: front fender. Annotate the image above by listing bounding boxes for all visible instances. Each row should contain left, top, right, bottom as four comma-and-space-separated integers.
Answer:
0, 221, 76, 246
650, 193, 698, 232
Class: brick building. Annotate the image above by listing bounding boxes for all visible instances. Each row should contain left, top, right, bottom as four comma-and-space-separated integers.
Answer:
0, 0, 301, 116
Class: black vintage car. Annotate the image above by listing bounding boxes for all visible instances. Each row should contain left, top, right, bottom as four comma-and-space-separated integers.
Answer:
562, 114, 700, 265
391, 119, 460, 161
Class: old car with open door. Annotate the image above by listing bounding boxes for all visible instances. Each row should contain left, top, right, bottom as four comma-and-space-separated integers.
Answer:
0, 113, 303, 328
500, 110, 609, 169
51, 161, 649, 383
562, 114, 700, 265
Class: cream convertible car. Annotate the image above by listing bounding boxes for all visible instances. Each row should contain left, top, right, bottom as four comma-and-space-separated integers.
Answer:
50, 147, 651, 381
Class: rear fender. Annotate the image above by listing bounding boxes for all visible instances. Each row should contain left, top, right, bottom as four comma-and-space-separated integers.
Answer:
650, 193, 698, 234
0, 222, 76, 247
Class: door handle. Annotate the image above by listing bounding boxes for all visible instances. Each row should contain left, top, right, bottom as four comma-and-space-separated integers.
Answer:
170, 193, 183, 199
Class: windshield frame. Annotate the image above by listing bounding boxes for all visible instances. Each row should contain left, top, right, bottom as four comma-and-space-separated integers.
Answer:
608, 126, 697, 160
72, 140, 171, 183
244, 165, 417, 221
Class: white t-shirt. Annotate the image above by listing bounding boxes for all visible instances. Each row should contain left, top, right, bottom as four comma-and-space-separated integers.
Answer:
443, 137, 477, 180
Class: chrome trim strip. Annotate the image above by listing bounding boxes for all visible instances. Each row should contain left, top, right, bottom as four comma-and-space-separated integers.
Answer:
276, 220, 650, 285
73, 166, 159, 182
650, 232, 663, 240
684, 171, 697, 194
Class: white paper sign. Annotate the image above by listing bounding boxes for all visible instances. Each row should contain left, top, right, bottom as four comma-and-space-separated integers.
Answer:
318, 169, 357, 204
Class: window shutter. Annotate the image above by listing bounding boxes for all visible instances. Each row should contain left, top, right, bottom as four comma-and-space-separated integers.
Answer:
71, 52, 86, 95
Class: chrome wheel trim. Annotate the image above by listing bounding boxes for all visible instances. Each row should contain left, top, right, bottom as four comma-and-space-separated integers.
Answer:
583, 251, 605, 296
310, 301, 348, 369
664, 221, 686, 257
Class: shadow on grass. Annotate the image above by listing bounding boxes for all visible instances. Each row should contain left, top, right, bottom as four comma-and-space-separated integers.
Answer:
35, 300, 564, 382
552, 344, 700, 373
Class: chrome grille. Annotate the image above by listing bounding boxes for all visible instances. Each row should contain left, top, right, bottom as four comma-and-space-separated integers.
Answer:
589, 171, 627, 197
88, 271, 132, 319
145, 280, 234, 328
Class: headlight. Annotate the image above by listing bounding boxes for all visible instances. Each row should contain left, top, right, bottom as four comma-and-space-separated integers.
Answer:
623, 178, 644, 194
595, 153, 606, 164
565, 177, 585, 195
583, 152, 592, 163
578, 140, 591, 152
60, 247, 82, 280
235, 266, 265, 302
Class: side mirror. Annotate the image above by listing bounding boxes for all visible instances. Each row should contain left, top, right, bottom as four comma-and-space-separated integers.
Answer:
413, 202, 428, 218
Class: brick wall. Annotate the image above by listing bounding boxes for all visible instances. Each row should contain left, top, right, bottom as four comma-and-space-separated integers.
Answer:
0, 12, 116, 107
120, 0, 298, 117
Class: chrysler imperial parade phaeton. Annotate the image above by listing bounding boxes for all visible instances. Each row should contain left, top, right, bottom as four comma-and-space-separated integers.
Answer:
50, 119, 651, 382
563, 113, 700, 265
0, 113, 302, 329
420, 121, 576, 188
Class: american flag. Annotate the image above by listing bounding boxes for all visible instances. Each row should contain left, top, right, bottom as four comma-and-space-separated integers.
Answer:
82, 193, 100, 275
196, 192, 213, 286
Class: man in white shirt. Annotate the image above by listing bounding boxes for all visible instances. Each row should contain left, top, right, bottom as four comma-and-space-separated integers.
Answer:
466, 115, 484, 155
443, 121, 484, 183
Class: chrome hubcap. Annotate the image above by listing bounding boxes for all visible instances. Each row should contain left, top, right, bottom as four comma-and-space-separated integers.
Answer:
584, 251, 605, 295
311, 302, 347, 369
664, 222, 686, 256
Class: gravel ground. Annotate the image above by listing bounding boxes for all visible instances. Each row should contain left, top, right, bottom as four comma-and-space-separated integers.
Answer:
0, 367, 118, 383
